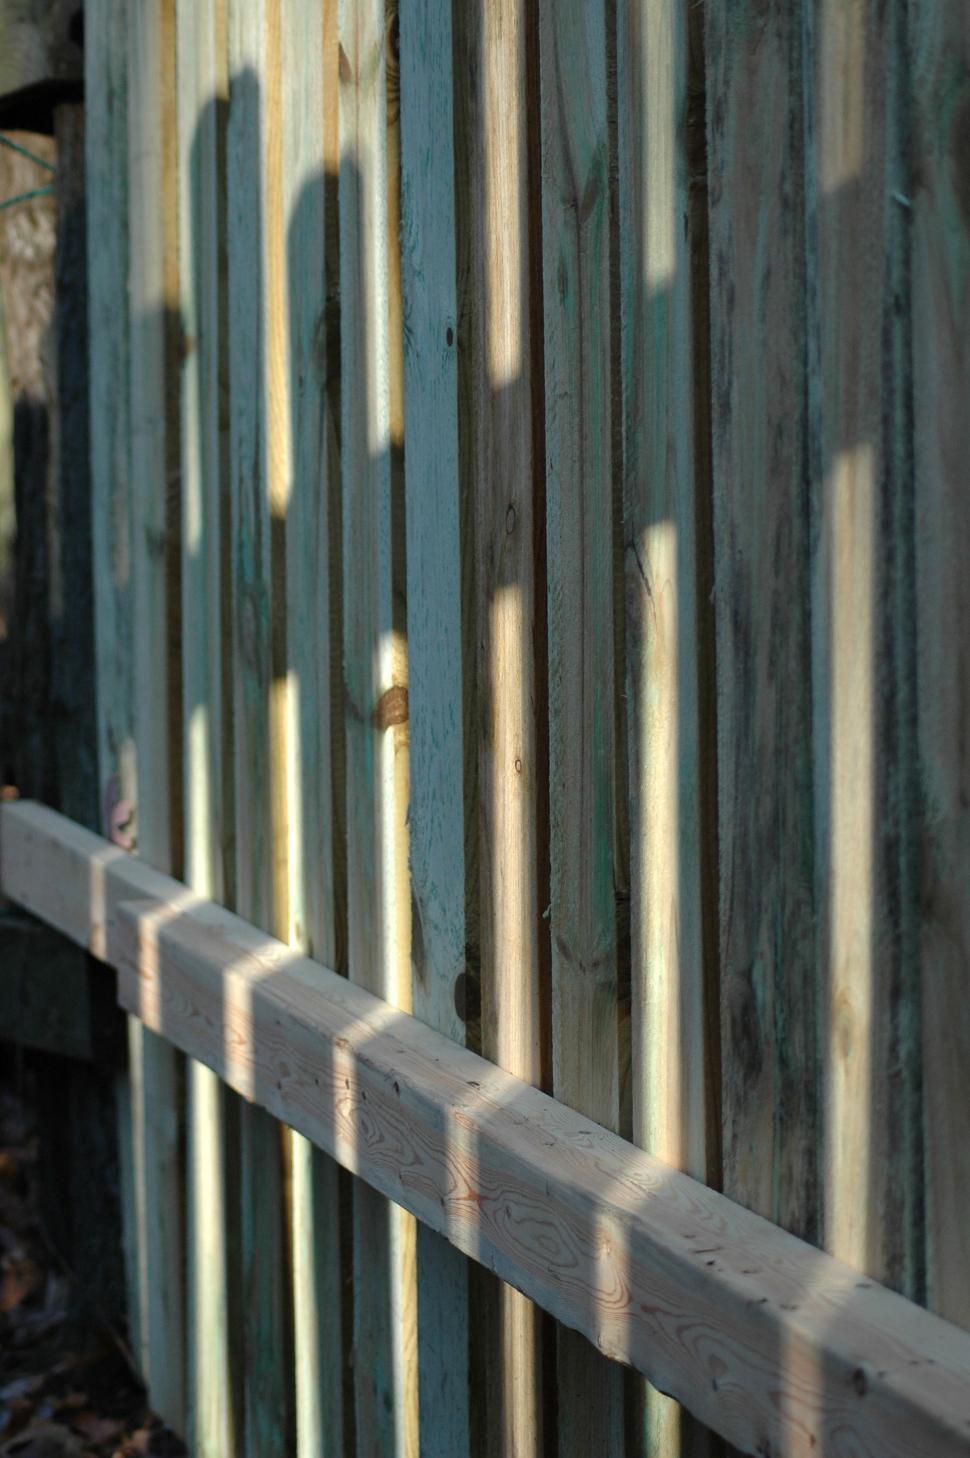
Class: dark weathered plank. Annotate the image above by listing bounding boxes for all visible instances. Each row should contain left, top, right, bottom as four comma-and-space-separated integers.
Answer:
452, 0, 549, 1451
909, 0, 970, 1330
537, 0, 626, 1450
705, 0, 819, 1248
226, 1, 292, 1450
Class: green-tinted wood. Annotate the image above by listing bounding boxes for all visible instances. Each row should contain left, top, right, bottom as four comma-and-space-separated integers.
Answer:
617, 1, 720, 1453
281, 5, 346, 1456
909, 0, 970, 1329
176, 1, 242, 1453
227, 2, 292, 1452
339, 0, 418, 1452
537, 1, 625, 1451
127, 1, 185, 1432
807, 0, 921, 1296
452, 1, 548, 1453
705, 0, 819, 1246
399, 5, 473, 1457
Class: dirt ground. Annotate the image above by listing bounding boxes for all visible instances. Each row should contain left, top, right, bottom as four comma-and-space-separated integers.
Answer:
0, 1077, 185, 1458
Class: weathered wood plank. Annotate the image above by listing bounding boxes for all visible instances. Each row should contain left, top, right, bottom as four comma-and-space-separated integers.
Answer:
126, 0, 185, 1429
226, 1, 292, 1450
176, 0, 242, 1452
617, 1, 720, 1452
7, 803, 970, 1458
909, 0, 970, 1329
399, 3, 473, 1454
537, 0, 625, 1450
807, 0, 922, 1299
452, 0, 548, 1452
338, 0, 418, 1452
705, 0, 819, 1247
281, 5, 346, 1456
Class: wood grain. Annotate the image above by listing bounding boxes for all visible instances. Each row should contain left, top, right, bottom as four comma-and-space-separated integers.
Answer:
280, 5, 346, 1455
338, 0, 418, 1450
399, 2, 472, 1454
807, 0, 922, 1298
617, 0, 719, 1452
6, 802, 970, 1458
705, 0, 819, 1245
124, 0, 186, 1429
537, 0, 625, 1450
226, 1, 292, 1449
452, 0, 548, 1451
909, 0, 970, 1329
175, 0, 241, 1451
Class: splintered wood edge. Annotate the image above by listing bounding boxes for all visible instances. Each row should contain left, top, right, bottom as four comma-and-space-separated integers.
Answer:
2, 800, 969, 1458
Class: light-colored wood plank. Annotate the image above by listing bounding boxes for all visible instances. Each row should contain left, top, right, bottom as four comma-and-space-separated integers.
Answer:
175, 0, 241, 1452
125, 0, 186, 1430
705, 0, 820, 1243
338, 1, 418, 1453
617, 1, 719, 1453
7, 802, 970, 1458
280, 5, 346, 1456
226, 1, 292, 1450
452, 1, 547, 1452
399, 4, 472, 1455
909, 0, 970, 1329
537, 0, 625, 1450
807, 0, 922, 1298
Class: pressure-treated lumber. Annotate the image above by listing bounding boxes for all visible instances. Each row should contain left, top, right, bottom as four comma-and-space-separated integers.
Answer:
399, 2, 472, 1454
452, 0, 548, 1451
338, 0, 418, 1449
616, 1, 719, 1451
538, 0, 626, 1450
909, 0, 970, 1331
175, 0, 241, 1452
6, 799, 970, 1458
226, 2, 292, 1450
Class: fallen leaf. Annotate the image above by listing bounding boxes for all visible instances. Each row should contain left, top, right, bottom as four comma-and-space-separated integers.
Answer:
0, 1255, 41, 1313
70, 1416, 123, 1446
0, 1419, 84, 1457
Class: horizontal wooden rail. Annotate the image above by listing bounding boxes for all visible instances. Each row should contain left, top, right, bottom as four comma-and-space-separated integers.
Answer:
2, 800, 969, 1458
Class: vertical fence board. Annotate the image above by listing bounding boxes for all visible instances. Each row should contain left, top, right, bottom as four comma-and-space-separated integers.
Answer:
227, 1, 293, 1452
617, 0, 719, 1453
399, 3, 472, 1456
126, 0, 186, 1431
281, 5, 346, 1456
705, 0, 819, 1250
910, 0, 970, 1330
453, 0, 548, 1453
808, 0, 922, 1297
176, 0, 242, 1452
538, 1, 625, 1452
338, 1, 418, 1453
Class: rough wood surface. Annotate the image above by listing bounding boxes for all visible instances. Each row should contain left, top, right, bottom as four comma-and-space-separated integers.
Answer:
909, 0, 970, 1330
338, 0, 418, 1451
705, 0, 819, 1246
617, 1, 720, 1452
226, 2, 292, 1450
399, 4, 473, 1455
175, 0, 241, 1452
807, 0, 922, 1300
452, 0, 548, 1451
538, 0, 626, 1450
125, 2, 185, 1431
280, 5, 346, 1455
5, 802, 970, 1458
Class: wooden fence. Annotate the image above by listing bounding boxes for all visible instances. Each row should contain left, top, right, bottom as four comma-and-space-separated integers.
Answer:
1, 0, 968, 1455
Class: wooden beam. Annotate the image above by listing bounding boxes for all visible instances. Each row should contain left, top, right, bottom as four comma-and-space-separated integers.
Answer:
5, 800, 970, 1458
